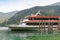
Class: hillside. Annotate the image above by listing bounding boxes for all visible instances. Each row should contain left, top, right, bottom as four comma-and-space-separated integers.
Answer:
51, 2, 60, 6
0, 11, 18, 23
1, 2, 60, 26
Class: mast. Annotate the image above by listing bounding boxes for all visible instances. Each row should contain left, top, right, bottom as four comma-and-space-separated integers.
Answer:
35, 10, 41, 16
36, 10, 42, 33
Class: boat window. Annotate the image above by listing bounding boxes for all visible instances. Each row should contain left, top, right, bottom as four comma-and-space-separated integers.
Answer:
29, 18, 32, 20
34, 18, 59, 20
26, 23, 58, 25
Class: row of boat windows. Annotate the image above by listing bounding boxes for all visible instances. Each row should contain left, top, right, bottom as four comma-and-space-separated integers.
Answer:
26, 23, 58, 25
29, 18, 59, 20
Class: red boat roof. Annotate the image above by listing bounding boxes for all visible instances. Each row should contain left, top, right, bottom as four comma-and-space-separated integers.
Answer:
26, 15, 60, 18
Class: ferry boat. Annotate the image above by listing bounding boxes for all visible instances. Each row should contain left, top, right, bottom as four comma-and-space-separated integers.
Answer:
9, 10, 60, 33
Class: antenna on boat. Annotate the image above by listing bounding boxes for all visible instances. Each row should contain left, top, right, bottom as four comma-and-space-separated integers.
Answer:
35, 10, 41, 16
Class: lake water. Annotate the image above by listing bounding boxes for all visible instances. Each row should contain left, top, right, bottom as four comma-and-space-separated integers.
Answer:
0, 27, 59, 40
0, 30, 60, 40
0, 30, 40, 40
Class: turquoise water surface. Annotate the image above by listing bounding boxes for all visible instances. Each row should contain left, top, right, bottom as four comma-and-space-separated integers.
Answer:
0, 30, 39, 40
0, 30, 60, 40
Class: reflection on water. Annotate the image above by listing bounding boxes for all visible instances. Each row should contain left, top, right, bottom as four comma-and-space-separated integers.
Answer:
1, 30, 59, 40
0, 30, 40, 40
